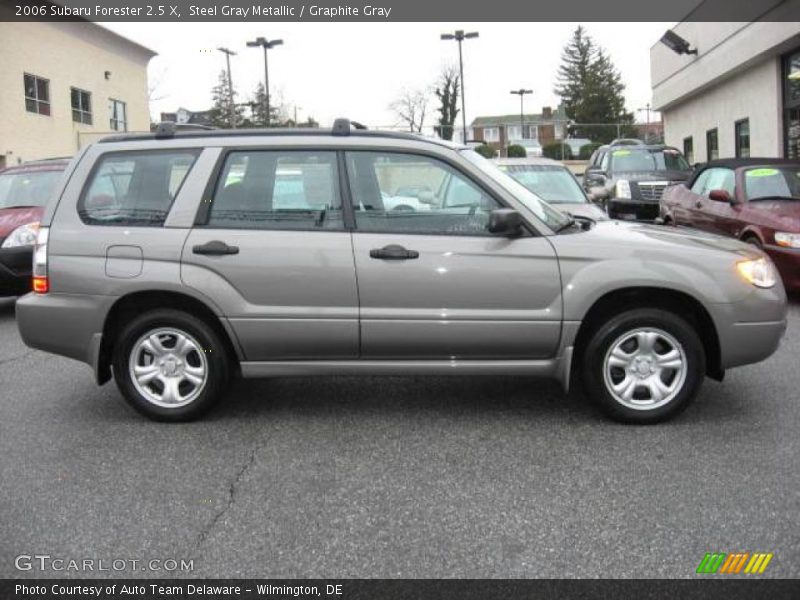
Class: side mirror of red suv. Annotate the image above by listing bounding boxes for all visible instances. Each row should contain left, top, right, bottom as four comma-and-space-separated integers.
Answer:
708, 189, 732, 203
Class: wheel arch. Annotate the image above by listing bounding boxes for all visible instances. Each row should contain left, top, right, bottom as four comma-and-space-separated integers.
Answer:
571, 286, 723, 382
97, 290, 242, 385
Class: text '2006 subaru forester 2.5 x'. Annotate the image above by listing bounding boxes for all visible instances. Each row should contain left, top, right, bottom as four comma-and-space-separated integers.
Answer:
16, 120, 788, 423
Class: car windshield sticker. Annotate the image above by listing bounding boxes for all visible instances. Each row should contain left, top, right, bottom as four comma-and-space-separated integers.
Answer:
612, 150, 631, 156
747, 168, 779, 177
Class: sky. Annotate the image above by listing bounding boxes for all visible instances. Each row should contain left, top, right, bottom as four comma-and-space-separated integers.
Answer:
102, 22, 671, 129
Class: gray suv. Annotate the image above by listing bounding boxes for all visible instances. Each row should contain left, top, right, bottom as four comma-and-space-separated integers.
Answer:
16, 120, 788, 423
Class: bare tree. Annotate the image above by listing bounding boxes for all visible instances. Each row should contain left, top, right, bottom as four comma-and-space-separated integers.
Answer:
389, 88, 429, 133
434, 65, 460, 141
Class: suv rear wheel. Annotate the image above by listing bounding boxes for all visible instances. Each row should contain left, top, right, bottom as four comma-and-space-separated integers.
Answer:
582, 308, 705, 423
112, 309, 230, 421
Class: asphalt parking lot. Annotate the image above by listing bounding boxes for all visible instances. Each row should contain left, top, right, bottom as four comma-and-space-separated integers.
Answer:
1, 296, 798, 579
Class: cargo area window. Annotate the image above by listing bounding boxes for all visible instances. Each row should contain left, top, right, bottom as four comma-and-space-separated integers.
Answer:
205, 151, 343, 230
78, 151, 198, 226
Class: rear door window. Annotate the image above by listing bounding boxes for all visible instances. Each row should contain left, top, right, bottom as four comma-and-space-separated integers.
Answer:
78, 151, 198, 226
205, 151, 343, 230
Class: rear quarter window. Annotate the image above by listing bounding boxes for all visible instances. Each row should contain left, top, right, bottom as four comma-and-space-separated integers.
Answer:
78, 150, 198, 226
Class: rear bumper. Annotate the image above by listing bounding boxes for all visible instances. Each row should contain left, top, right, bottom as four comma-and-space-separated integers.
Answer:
16, 292, 111, 369
607, 198, 659, 221
764, 244, 800, 293
0, 246, 33, 297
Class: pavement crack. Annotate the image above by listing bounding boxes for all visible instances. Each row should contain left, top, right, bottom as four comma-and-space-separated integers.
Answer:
192, 437, 262, 555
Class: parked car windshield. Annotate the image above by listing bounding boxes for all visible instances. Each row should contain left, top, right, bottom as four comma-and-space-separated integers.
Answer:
743, 166, 800, 201
497, 164, 587, 204
461, 150, 571, 230
0, 169, 63, 209
609, 148, 689, 173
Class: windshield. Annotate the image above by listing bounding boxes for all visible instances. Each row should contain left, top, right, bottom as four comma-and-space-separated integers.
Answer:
461, 150, 570, 230
498, 165, 586, 204
609, 148, 690, 173
743, 166, 800, 201
0, 169, 63, 209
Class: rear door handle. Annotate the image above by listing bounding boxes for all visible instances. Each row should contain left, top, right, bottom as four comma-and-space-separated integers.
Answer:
369, 244, 419, 260
192, 240, 239, 256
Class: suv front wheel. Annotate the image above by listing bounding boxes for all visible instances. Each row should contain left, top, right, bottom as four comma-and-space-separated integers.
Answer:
112, 309, 230, 421
582, 308, 705, 423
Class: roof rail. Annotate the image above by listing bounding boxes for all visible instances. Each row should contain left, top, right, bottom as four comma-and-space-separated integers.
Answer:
154, 121, 177, 139
332, 118, 368, 136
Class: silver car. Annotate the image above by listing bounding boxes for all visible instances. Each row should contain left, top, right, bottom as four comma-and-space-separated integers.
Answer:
16, 120, 788, 423
494, 157, 607, 221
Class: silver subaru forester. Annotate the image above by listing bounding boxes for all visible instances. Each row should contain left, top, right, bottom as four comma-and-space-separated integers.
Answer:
16, 120, 788, 423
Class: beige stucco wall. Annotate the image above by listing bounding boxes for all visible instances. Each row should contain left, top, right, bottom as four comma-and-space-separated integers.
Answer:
0, 22, 154, 165
661, 58, 783, 160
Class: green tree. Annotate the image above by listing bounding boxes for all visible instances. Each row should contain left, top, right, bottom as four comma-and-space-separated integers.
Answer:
209, 70, 245, 129
434, 66, 460, 141
554, 26, 636, 144
506, 144, 526, 158
248, 82, 283, 128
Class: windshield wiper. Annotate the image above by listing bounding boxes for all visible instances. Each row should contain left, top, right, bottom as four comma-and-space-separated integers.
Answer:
749, 195, 798, 202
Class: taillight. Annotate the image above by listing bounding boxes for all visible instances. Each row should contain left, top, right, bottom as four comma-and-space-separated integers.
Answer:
32, 226, 49, 294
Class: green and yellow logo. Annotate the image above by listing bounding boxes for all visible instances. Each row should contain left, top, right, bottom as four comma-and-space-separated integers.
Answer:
696, 552, 774, 574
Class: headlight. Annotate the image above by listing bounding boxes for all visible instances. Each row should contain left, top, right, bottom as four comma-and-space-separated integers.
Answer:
1, 221, 39, 248
775, 232, 800, 249
615, 179, 631, 199
736, 257, 777, 288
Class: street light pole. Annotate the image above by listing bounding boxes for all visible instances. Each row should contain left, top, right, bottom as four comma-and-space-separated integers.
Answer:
246, 37, 283, 127
637, 102, 652, 142
509, 89, 532, 145
441, 29, 478, 143
217, 47, 237, 128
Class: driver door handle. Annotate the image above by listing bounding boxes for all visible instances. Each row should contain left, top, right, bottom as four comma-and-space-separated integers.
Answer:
192, 240, 240, 255
369, 244, 419, 260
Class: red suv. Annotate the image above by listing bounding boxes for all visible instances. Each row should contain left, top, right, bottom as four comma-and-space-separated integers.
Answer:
0, 158, 69, 296
660, 158, 800, 293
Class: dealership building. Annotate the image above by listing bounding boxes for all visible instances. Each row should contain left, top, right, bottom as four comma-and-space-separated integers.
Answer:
0, 21, 154, 167
651, 16, 800, 164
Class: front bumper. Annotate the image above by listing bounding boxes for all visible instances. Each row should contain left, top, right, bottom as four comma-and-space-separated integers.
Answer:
712, 285, 789, 370
607, 197, 659, 221
0, 246, 33, 296
764, 243, 800, 294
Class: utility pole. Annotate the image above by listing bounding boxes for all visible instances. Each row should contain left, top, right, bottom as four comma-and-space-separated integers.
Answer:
509, 89, 532, 146
246, 37, 283, 127
441, 29, 479, 143
217, 47, 237, 128
637, 103, 652, 142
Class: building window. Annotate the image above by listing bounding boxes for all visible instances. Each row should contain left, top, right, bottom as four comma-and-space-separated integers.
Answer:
783, 49, 800, 159
683, 137, 694, 164
507, 125, 522, 141
70, 88, 92, 125
483, 127, 499, 143
735, 119, 750, 158
109, 99, 127, 132
24, 73, 50, 116
706, 128, 719, 162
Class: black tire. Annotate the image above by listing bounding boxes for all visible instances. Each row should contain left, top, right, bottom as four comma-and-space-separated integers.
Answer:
112, 309, 230, 421
581, 308, 705, 424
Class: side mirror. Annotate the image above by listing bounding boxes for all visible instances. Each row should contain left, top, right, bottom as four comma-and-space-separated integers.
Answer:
487, 208, 523, 236
708, 189, 732, 203
416, 190, 435, 205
